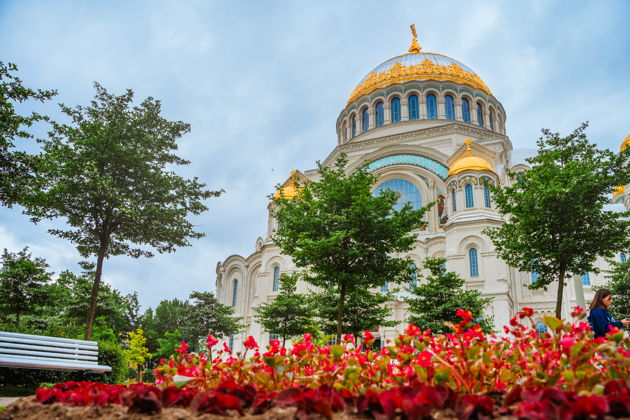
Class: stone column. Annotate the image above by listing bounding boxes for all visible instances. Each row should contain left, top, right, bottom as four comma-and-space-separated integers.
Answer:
437, 96, 445, 119
455, 99, 463, 121
384, 102, 391, 124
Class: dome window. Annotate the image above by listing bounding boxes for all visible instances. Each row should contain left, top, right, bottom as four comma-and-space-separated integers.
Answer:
362, 108, 369, 132
351, 116, 357, 137
426, 94, 437, 119
465, 184, 474, 208
469, 248, 479, 277
484, 184, 491, 208
408, 95, 419, 120
390, 97, 401, 122
375, 102, 384, 127
476, 102, 485, 127
374, 178, 422, 211
272, 266, 280, 292
462, 98, 471, 123
489, 109, 495, 132
445, 94, 455, 120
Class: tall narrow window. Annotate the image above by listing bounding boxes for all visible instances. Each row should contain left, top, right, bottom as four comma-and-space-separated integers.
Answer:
582, 272, 591, 286
409, 263, 417, 289
426, 94, 437, 119
465, 184, 474, 208
489, 109, 495, 131
451, 189, 457, 212
232, 280, 238, 307
531, 272, 540, 283
476, 102, 484, 127
272, 266, 280, 292
351, 116, 356, 137
362, 108, 369, 132
228, 335, 234, 350
269, 333, 279, 342
445, 95, 455, 120
469, 248, 479, 277
375, 102, 384, 127
484, 185, 491, 208
381, 281, 389, 292
462, 98, 471, 122
390, 97, 401, 122
408, 95, 419, 120
620, 253, 627, 263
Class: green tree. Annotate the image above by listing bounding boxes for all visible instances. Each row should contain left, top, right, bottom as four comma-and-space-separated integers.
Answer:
600, 260, 630, 321
0, 247, 52, 326
22, 83, 222, 339
125, 328, 151, 382
272, 154, 431, 342
485, 123, 630, 318
155, 329, 184, 360
140, 299, 191, 355
313, 287, 398, 338
182, 291, 242, 346
254, 273, 316, 347
0, 61, 56, 205
405, 257, 494, 334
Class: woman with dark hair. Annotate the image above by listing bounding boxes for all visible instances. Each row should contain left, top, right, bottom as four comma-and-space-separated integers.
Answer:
587, 289, 630, 338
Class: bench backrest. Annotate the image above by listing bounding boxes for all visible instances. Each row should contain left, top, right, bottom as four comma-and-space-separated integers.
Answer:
0, 331, 111, 372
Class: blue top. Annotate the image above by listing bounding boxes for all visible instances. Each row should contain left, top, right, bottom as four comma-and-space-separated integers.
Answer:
588, 307, 623, 338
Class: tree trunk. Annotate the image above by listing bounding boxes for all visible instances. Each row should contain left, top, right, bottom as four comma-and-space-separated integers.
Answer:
84, 250, 106, 340
336, 282, 346, 344
555, 265, 566, 319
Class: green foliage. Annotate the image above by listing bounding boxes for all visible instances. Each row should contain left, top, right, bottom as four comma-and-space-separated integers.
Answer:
21, 83, 222, 338
125, 329, 151, 382
313, 287, 397, 338
0, 61, 56, 206
405, 258, 494, 334
255, 273, 316, 347
485, 123, 630, 318
156, 330, 183, 360
0, 247, 52, 326
600, 260, 630, 321
98, 340, 128, 384
182, 291, 242, 345
272, 154, 432, 341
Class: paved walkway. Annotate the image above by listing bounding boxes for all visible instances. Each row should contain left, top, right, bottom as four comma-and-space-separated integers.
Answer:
0, 397, 20, 406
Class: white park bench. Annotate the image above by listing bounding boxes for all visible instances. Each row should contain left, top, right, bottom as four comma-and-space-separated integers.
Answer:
0, 331, 111, 373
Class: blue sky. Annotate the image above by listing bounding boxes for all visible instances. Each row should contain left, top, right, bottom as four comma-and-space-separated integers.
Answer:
1, 0, 629, 310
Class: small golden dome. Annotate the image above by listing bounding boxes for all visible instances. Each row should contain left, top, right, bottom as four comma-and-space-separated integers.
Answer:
448, 139, 494, 176
613, 185, 625, 197
621, 134, 630, 152
274, 170, 301, 200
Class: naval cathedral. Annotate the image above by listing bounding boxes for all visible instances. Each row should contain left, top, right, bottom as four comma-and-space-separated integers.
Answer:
215, 31, 630, 352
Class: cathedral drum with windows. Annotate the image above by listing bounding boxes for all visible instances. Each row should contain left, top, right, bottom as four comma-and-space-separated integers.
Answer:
215, 30, 630, 352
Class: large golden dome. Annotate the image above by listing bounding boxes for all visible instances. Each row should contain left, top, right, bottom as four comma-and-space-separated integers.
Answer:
448, 139, 494, 176
621, 134, 630, 152
348, 29, 491, 105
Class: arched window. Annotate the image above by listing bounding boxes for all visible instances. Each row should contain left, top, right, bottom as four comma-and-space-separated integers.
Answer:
409, 263, 417, 289
373, 178, 422, 211
476, 102, 484, 127
620, 253, 627, 263
228, 335, 234, 350
381, 281, 388, 292
531, 272, 540, 283
426, 94, 437, 119
375, 102, 384, 127
489, 109, 495, 132
462, 98, 471, 123
445, 95, 455, 120
232, 279, 238, 307
469, 248, 479, 277
269, 333, 279, 342
439, 261, 446, 270
390, 97, 401, 122
451, 189, 457, 212
582, 272, 591, 286
408, 95, 419, 120
272, 266, 280, 292
484, 185, 491, 208
465, 184, 474, 208
351, 116, 356, 137
362, 108, 369, 132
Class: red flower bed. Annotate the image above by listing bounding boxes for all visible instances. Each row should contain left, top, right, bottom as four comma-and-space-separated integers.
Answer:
32, 308, 630, 419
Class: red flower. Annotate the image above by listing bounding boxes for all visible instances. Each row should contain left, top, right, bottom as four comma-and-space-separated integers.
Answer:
223, 342, 232, 354
244, 335, 258, 350
206, 335, 218, 348
175, 340, 188, 354
456, 308, 474, 320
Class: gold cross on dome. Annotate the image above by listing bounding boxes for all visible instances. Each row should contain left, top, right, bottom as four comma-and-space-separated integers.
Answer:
409, 24, 421, 53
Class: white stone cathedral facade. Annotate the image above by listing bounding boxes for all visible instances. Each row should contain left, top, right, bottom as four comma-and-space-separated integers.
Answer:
215, 35, 630, 352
